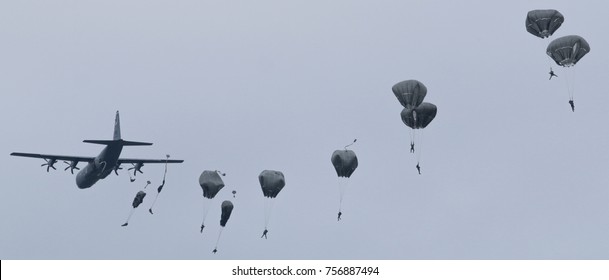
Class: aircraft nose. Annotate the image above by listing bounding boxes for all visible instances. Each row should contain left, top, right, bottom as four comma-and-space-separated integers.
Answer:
75, 170, 93, 189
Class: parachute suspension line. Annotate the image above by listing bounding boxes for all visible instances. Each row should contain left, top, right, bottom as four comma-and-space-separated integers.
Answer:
411, 109, 418, 154
570, 66, 576, 100
214, 227, 225, 250
200, 199, 212, 233
264, 199, 271, 228
563, 66, 576, 102
546, 56, 555, 71
148, 155, 170, 214
121, 181, 150, 226
126, 167, 135, 182
337, 177, 348, 212
264, 198, 276, 229
413, 129, 418, 152
148, 195, 159, 214
122, 208, 135, 227
563, 68, 570, 100
539, 38, 554, 69
416, 130, 425, 164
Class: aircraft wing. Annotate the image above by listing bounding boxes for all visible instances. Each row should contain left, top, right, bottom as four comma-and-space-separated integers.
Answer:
118, 158, 184, 164
10, 152, 95, 163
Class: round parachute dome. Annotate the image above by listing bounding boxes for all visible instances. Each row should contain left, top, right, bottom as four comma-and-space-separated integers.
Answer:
525, 9, 564, 38
220, 200, 234, 227
392, 80, 427, 109
259, 170, 285, 198
401, 102, 437, 129
331, 149, 358, 178
199, 170, 225, 199
546, 35, 590, 67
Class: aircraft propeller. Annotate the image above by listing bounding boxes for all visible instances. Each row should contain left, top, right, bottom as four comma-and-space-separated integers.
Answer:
41, 158, 57, 172
128, 162, 144, 176
113, 163, 123, 175
63, 160, 80, 174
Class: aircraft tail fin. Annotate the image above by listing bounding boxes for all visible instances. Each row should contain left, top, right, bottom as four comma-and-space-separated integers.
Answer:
82, 111, 153, 146
114, 111, 121, 140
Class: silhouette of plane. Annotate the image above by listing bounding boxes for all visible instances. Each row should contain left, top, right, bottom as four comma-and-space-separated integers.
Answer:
11, 111, 183, 189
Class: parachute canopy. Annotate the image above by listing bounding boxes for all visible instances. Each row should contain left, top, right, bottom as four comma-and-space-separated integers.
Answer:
546, 35, 591, 67
331, 149, 358, 178
220, 200, 234, 227
392, 80, 427, 109
401, 102, 437, 129
132, 191, 146, 208
199, 170, 225, 199
525, 9, 564, 38
259, 170, 285, 198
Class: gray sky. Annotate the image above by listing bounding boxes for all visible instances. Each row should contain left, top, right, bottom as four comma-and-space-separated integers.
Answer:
1, 0, 608, 259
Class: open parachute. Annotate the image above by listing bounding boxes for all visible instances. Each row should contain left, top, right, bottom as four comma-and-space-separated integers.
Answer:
259, 170, 285, 238
525, 9, 565, 83
200, 170, 225, 199
213, 200, 234, 254
259, 170, 285, 198
331, 140, 358, 221
220, 200, 234, 227
546, 35, 591, 111
331, 149, 358, 178
546, 35, 590, 67
400, 103, 437, 129
525, 9, 564, 39
392, 80, 427, 109
392, 79, 437, 174
198, 170, 226, 233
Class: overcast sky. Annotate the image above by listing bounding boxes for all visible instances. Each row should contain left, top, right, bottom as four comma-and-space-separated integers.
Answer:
1, 0, 608, 259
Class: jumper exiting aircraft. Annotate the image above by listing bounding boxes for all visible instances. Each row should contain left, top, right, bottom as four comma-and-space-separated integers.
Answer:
10, 111, 184, 189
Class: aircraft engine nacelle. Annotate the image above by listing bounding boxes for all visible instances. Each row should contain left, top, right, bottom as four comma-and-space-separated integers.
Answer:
128, 162, 144, 176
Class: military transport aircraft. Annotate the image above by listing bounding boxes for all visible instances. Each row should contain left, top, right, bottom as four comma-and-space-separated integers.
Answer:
11, 111, 184, 189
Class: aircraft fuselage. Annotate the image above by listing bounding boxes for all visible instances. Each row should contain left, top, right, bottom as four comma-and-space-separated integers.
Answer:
76, 143, 123, 189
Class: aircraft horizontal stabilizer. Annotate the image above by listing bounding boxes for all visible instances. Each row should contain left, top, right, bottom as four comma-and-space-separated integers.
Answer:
83, 140, 153, 146
121, 140, 153, 146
